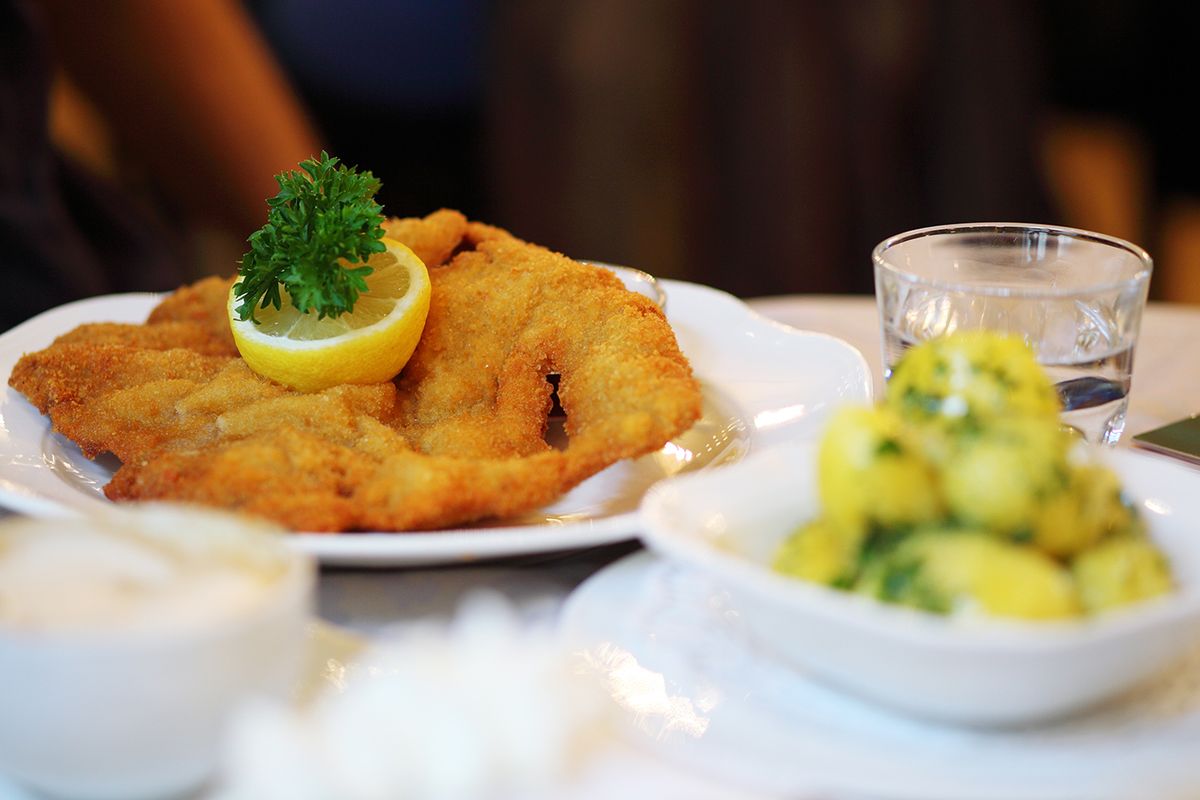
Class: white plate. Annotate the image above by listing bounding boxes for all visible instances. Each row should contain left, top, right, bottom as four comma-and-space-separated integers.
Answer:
638, 442, 1200, 726
560, 552, 1200, 800
0, 281, 871, 566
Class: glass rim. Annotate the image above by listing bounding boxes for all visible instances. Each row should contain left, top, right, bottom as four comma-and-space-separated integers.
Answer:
873, 222, 1153, 298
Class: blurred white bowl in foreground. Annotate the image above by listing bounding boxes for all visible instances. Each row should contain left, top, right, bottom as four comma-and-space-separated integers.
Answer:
640, 442, 1200, 726
0, 504, 314, 800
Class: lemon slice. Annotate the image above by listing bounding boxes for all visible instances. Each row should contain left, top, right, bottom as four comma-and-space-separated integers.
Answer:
228, 238, 431, 392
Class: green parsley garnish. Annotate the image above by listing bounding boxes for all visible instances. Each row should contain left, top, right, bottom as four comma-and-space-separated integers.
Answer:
234, 152, 386, 323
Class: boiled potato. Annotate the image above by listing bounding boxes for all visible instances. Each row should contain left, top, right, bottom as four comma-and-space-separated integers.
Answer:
1073, 536, 1173, 613
940, 415, 1070, 536
818, 406, 942, 537
885, 331, 1060, 429
773, 518, 859, 586
857, 528, 1081, 620
1033, 462, 1140, 557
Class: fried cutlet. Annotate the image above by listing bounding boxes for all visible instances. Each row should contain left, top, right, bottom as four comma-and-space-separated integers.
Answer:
8, 211, 702, 531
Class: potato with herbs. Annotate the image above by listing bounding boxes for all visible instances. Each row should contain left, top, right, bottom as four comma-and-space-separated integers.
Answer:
817, 405, 942, 538
855, 527, 1081, 620
1072, 536, 1173, 613
772, 331, 1174, 621
1033, 462, 1140, 557
885, 331, 1061, 432
772, 518, 858, 586
940, 415, 1070, 537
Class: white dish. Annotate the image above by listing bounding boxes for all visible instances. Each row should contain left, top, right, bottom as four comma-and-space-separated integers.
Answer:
0, 506, 314, 800
561, 552, 1200, 799
639, 442, 1200, 726
0, 619, 362, 800
0, 281, 871, 566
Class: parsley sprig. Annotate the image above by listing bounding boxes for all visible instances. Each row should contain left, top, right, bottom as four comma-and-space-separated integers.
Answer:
234, 152, 386, 323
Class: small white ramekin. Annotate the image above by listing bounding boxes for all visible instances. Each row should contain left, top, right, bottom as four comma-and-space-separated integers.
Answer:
0, 504, 314, 800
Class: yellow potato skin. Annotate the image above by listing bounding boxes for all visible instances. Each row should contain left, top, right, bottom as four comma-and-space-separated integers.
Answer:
885, 331, 1061, 428
941, 416, 1070, 536
859, 531, 1081, 620
773, 518, 859, 586
818, 406, 942, 537
1033, 463, 1137, 557
1073, 536, 1173, 613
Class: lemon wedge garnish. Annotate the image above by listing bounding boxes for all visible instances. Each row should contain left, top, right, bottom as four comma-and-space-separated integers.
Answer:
228, 238, 431, 392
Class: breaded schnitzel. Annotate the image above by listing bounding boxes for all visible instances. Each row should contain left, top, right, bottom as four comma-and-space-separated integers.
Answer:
9, 211, 702, 531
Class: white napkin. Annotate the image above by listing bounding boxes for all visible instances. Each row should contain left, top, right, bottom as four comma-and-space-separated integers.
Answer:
212, 593, 612, 800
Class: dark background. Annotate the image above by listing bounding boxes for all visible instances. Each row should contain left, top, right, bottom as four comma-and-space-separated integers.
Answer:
4, 0, 1198, 331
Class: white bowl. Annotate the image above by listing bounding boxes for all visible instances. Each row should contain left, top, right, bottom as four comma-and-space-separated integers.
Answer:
639, 442, 1200, 726
0, 505, 314, 799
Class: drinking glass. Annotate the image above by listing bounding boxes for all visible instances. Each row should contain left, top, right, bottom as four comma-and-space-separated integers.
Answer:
874, 223, 1152, 444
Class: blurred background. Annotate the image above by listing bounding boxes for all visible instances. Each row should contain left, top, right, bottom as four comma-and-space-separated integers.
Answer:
4, 0, 1198, 331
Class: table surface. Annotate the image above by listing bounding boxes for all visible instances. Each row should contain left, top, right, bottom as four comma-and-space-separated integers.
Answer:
318, 294, 1200, 634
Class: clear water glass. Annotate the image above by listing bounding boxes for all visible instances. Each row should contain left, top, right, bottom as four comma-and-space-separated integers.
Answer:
874, 223, 1152, 444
